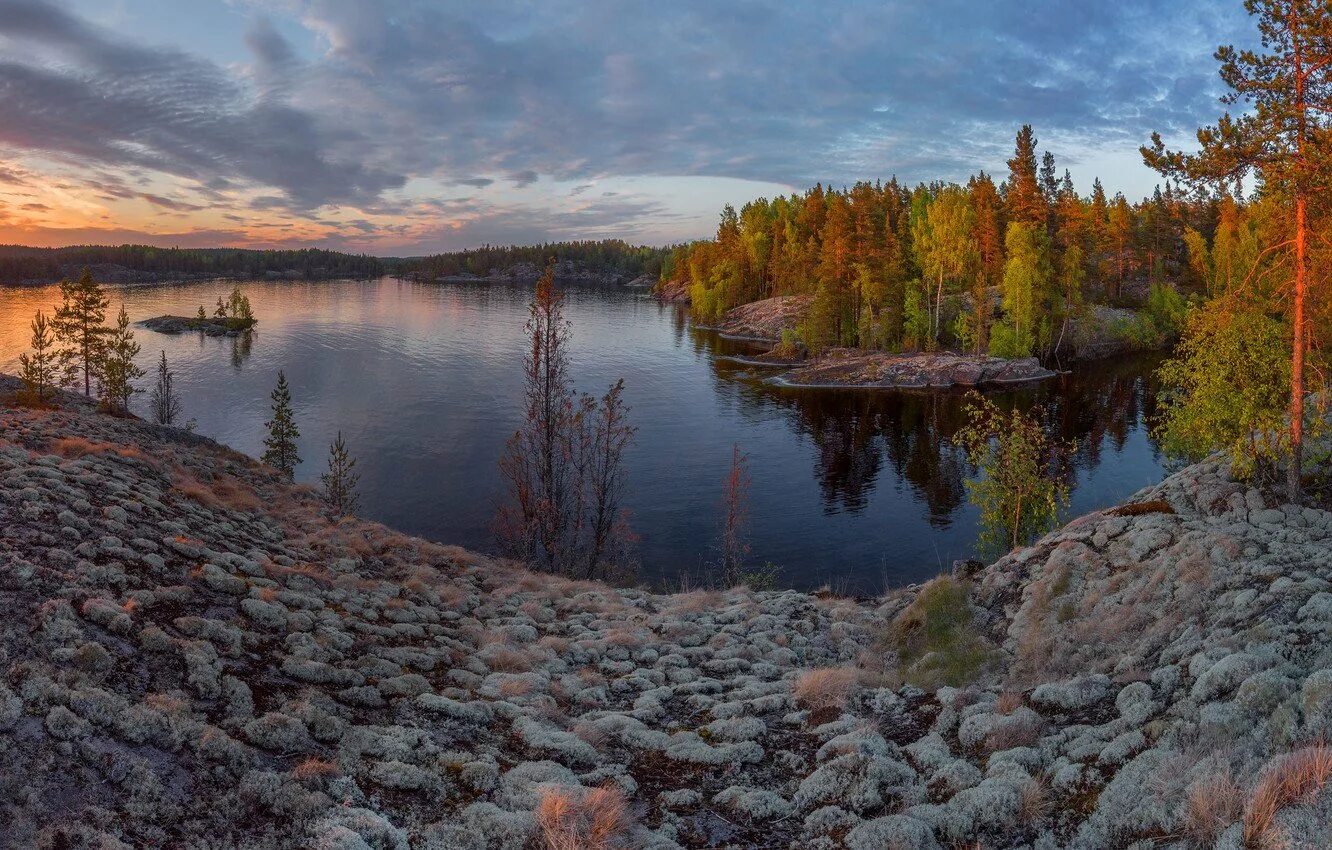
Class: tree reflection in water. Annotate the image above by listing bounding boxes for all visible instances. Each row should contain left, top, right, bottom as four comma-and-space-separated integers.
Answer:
706, 329, 1163, 530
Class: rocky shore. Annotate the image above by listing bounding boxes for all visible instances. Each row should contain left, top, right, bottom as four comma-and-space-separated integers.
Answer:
2, 380, 1331, 848
774, 350, 1056, 390
139, 315, 257, 337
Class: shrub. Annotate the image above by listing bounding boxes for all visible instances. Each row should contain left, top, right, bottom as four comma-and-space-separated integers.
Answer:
1155, 299, 1291, 479
534, 785, 633, 850
955, 393, 1072, 556
888, 576, 994, 689
1184, 769, 1243, 847
793, 667, 859, 711
1243, 744, 1332, 848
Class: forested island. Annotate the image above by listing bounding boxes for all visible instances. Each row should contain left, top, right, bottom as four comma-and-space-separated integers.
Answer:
399, 239, 670, 286
659, 125, 1214, 370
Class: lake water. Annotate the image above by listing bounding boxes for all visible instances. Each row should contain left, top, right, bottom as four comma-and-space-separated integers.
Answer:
0, 277, 1168, 592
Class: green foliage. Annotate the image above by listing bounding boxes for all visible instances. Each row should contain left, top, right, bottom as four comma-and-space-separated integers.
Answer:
1156, 299, 1290, 479
262, 371, 301, 480
890, 576, 995, 689
989, 222, 1052, 358
320, 431, 361, 518
51, 268, 110, 397
17, 311, 59, 406
405, 239, 668, 282
902, 278, 932, 351
956, 393, 1071, 556
100, 305, 144, 416
772, 328, 802, 358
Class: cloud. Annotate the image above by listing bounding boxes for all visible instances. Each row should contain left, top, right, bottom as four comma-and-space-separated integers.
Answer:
0, 0, 1255, 250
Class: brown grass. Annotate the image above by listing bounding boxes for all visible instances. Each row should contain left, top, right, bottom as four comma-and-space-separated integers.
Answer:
667, 589, 725, 614
984, 712, 1045, 754
497, 677, 535, 698
793, 667, 858, 711
1018, 777, 1050, 825
1244, 744, 1332, 848
1184, 770, 1243, 847
292, 758, 342, 781
996, 691, 1024, 715
535, 786, 633, 850
50, 436, 146, 461
485, 645, 536, 673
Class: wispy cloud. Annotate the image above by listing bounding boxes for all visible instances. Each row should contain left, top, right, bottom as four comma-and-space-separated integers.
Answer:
0, 0, 1253, 252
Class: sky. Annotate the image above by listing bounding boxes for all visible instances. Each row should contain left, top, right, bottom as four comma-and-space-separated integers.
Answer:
0, 0, 1254, 256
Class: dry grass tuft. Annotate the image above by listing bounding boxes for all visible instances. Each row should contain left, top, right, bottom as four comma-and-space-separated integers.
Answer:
292, 758, 342, 781
50, 436, 145, 461
535, 785, 633, 850
1244, 744, 1332, 848
996, 691, 1024, 715
1184, 770, 1243, 847
1018, 777, 1050, 825
793, 666, 858, 711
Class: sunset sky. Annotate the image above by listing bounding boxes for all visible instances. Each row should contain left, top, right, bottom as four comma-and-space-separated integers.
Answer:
0, 0, 1250, 255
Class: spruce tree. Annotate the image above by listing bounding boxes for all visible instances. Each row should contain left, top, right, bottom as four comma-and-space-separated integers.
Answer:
51, 268, 109, 397
262, 371, 301, 480
149, 350, 182, 426
17, 310, 59, 405
320, 431, 360, 518
100, 305, 144, 415
1005, 125, 1047, 228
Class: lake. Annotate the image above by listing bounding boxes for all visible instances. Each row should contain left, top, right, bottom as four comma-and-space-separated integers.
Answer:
0, 277, 1168, 592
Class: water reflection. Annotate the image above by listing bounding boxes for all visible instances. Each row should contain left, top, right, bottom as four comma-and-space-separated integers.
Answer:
0, 278, 1167, 592
700, 327, 1163, 536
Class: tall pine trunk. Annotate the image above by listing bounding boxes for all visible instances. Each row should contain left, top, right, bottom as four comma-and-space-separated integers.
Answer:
1289, 194, 1306, 503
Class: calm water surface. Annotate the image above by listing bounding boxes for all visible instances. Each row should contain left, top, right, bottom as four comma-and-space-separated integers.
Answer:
0, 277, 1168, 591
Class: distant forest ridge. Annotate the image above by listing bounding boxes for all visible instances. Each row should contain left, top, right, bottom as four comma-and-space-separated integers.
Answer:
0, 244, 387, 285
0, 240, 675, 286
400, 239, 671, 280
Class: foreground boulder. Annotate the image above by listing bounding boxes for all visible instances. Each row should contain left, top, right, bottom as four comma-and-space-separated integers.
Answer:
2, 382, 1331, 848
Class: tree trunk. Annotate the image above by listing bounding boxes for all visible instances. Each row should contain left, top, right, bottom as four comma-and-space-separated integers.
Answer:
1288, 194, 1307, 504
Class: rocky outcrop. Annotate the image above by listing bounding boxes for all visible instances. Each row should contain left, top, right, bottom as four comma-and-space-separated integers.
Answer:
716, 295, 813, 341
139, 315, 257, 337
653, 277, 691, 303
2, 381, 1331, 849
778, 350, 1056, 389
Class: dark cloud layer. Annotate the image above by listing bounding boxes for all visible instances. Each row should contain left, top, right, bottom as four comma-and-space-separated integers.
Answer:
0, 0, 1253, 247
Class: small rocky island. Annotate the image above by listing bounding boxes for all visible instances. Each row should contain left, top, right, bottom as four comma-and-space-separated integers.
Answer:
710, 295, 1056, 389
775, 349, 1056, 389
3, 376, 1331, 848
138, 315, 257, 337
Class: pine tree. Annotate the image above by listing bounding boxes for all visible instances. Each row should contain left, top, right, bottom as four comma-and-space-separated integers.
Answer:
1142, 0, 1332, 502
1005, 125, 1047, 227
320, 431, 360, 518
51, 268, 109, 397
262, 370, 301, 480
149, 350, 182, 426
18, 310, 59, 406
100, 305, 144, 415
